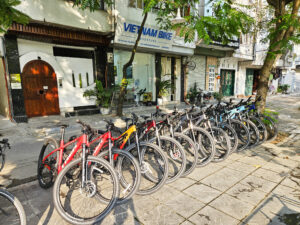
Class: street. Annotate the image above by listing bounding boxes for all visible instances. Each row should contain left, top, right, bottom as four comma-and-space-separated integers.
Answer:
1, 94, 300, 225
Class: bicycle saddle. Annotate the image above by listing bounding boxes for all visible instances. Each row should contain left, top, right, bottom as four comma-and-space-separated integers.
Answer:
121, 117, 132, 122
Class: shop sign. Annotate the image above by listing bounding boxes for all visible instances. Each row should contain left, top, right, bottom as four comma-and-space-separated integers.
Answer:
10, 74, 22, 89
115, 21, 174, 51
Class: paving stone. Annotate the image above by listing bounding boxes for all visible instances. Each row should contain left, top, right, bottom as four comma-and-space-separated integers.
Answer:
187, 164, 223, 181
228, 152, 246, 161
183, 183, 221, 204
226, 161, 258, 174
180, 220, 194, 225
164, 192, 205, 218
241, 209, 279, 225
238, 155, 274, 166
151, 184, 182, 202
226, 182, 267, 206
209, 193, 254, 220
272, 184, 300, 201
201, 167, 248, 192
270, 157, 300, 169
141, 204, 185, 225
240, 175, 278, 193
188, 205, 239, 225
169, 177, 196, 191
262, 161, 292, 174
251, 168, 287, 183
281, 176, 300, 189
212, 158, 235, 167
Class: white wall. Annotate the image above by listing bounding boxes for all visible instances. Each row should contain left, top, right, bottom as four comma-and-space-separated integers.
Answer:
15, 0, 112, 33
187, 55, 206, 91
18, 39, 95, 112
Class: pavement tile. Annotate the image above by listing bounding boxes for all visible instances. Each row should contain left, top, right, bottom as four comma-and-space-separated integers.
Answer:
151, 185, 182, 202
201, 167, 248, 192
251, 168, 287, 183
238, 155, 274, 166
281, 176, 300, 189
183, 183, 221, 204
226, 161, 258, 174
141, 204, 185, 225
180, 220, 194, 225
262, 161, 292, 174
241, 209, 279, 225
188, 205, 239, 225
226, 182, 267, 206
209, 193, 254, 220
169, 177, 196, 191
164, 192, 205, 218
228, 152, 246, 161
187, 164, 223, 181
240, 175, 278, 193
270, 157, 300, 169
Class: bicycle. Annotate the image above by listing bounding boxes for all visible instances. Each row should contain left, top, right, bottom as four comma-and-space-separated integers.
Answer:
0, 139, 27, 225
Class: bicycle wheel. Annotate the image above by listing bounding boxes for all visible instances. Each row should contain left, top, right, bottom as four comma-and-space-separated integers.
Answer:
125, 142, 169, 195
249, 116, 267, 145
0, 153, 5, 172
242, 119, 260, 149
259, 114, 278, 142
98, 148, 141, 204
149, 136, 186, 184
53, 156, 120, 225
208, 127, 231, 162
219, 123, 238, 154
173, 132, 198, 177
229, 119, 250, 152
182, 127, 216, 167
37, 138, 59, 189
0, 189, 27, 225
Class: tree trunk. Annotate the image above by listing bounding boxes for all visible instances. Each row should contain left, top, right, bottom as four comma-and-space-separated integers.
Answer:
116, 13, 148, 116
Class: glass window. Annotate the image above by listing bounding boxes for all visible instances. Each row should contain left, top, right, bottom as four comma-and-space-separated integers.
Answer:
128, 0, 136, 8
137, 0, 143, 9
208, 66, 215, 92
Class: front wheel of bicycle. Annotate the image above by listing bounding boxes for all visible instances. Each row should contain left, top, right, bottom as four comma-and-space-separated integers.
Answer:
249, 116, 267, 145
219, 123, 238, 154
242, 119, 260, 149
259, 114, 278, 142
229, 119, 250, 152
0, 153, 5, 172
0, 189, 27, 225
125, 142, 169, 195
209, 127, 231, 162
53, 156, 120, 225
98, 148, 141, 204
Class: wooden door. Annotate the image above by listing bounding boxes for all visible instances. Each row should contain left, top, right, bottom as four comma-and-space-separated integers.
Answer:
22, 60, 60, 117
221, 70, 235, 96
245, 69, 254, 96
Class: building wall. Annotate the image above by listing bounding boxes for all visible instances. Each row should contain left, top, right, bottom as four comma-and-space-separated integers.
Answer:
0, 58, 9, 117
17, 39, 96, 112
187, 55, 206, 91
206, 56, 218, 91
15, 0, 112, 33
218, 57, 239, 95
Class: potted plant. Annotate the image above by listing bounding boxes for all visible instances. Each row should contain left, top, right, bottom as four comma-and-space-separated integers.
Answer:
157, 78, 173, 105
83, 80, 116, 115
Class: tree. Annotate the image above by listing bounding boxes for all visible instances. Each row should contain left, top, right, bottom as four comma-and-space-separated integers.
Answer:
0, 0, 29, 33
255, 0, 300, 111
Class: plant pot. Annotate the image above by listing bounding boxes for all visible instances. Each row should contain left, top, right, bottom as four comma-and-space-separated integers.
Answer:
100, 107, 111, 115
157, 98, 163, 105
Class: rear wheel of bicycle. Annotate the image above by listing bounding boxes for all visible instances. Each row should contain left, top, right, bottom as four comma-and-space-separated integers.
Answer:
182, 127, 216, 167
209, 127, 231, 162
149, 136, 186, 184
229, 119, 250, 152
219, 123, 238, 154
0, 189, 27, 225
259, 114, 278, 142
98, 148, 141, 204
37, 138, 59, 189
242, 119, 260, 148
249, 116, 267, 145
0, 153, 5, 172
125, 142, 169, 195
173, 132, 198, 177
53, 156, 120, 225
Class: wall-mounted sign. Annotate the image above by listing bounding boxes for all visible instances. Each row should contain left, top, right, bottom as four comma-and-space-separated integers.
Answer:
115, 20, 174, 51
10, 74, 22, 89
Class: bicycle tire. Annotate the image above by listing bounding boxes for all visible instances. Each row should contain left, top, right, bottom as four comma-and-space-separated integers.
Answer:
125, 142, 169, 195
0, 188, 27, 225
182, 127, 216, 167
259, 114, 278, 142
249, 116, 267, 145
229, 119, 250, 152
242, 119, 260, 148
173, 132, 198, 177
37, 138, 59, 189
209, 127, 231, 162
219, 123, 238, 154
149, 135, 186, 184
52, 156, 120, 225
97, 148, 141, 204
0, 153, 5, 172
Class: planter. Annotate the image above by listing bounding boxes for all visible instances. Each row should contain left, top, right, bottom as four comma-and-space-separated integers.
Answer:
157, 98, 163, 105
100, 107, 111, 115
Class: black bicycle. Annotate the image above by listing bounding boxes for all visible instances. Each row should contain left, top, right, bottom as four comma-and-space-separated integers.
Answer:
0, 139, 27, 225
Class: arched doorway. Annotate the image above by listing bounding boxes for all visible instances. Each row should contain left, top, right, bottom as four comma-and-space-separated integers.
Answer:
22, 60, 60, 117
